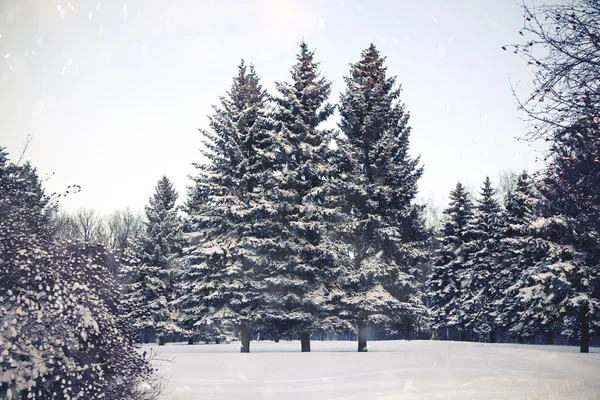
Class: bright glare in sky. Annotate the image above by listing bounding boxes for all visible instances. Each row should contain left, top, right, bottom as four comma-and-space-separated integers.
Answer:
0, 0, 544, 213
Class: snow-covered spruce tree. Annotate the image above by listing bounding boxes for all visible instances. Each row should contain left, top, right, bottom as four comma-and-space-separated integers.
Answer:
178, 61, 276, 352
120, 176, 184, 345
462, 177, 504, 342
336, 44, 428, 352
493, 171, 540, 343
502, 221, 586, 346
428, 182, 478, 341
503, 171, 537, 233
260, 42, 350, 352
541, 118, 600, 352
0, 147, 159, 399
506, 120, 600, 351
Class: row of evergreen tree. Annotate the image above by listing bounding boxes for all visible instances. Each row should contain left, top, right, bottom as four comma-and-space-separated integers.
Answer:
432, 116, 600, 350
431, 118, 600, 350
120, 42, 428, 352
118, 42, 599, 353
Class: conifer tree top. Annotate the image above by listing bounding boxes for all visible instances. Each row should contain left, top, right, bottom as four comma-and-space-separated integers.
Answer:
147, 175, 178, 214
141, 175, 182, 269
274, 41, 334, 130
504, 170, 535, 224
339, 44, 404, 147
477, 177, 500, 215
227, 60, 265, 113
442, 182, 474, 238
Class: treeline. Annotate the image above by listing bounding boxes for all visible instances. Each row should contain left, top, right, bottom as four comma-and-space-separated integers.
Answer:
53, 208, 144, 255
116, 41, 598, 354
111, 43, 428, 353
429, 172, 597, 349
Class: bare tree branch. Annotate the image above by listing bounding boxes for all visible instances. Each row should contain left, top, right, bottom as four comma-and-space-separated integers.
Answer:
15, 134, 33, 167
506, 0, 600, 140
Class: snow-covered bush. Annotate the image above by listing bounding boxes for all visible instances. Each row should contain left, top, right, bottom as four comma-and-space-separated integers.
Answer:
0, 147, 160, 399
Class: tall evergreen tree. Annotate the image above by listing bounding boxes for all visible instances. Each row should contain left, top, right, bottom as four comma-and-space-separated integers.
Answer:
177, 61, 275, 352
464, 177, 503, 342
141, 176, 182, 267
120, 176, 183, 345
259, 42, 346, 352
494, 171, 539, 342
504, 171, 537, 230
428, 182, 477, 341
505, 120, 600, 351
336, 44, 428, 351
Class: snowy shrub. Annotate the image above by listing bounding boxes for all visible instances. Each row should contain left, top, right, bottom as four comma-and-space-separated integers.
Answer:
0, 148, 161, 399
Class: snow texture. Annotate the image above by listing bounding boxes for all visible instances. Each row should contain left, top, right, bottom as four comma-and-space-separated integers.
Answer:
144, 340, 600, 399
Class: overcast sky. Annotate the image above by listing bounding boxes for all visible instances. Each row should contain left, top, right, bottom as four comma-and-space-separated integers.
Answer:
0, 0, 545, 214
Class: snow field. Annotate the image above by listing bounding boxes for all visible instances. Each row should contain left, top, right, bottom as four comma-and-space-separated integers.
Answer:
143, 340, 600, 399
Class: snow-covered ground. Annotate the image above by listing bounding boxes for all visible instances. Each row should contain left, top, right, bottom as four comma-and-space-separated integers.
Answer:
142, 340, 600, 399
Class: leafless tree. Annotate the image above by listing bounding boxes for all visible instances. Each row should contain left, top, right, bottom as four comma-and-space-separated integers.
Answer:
53, 207, 145, 252
52, 211, 79, 242
105, 208, 145, 253
418, 194, 443, 231
496, 169, 519, 205
506, 0, 600, 141
15, 134, 33, 167
75, 208, 107, 243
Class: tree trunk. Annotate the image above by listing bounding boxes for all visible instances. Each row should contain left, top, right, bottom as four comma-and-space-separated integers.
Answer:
545, 331, 554, 345
240, 325, 250, 353
158, 336, 165, 346
358, 321, 368, 352
459, 329, 467, 342
489, 331, 496, 343
188, 337, 194, 345
215, 338, 221, 345
518, 335, 524, 344
580, 304, 590, 353
274, 337, 279, 343
300, 332, 311, 352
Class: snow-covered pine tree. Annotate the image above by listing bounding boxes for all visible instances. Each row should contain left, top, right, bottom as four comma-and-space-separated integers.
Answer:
336, 44, 428, 351
0, 148, 53, 303
463, 177, 503, 342
504, 171, 537, 231
120, 176, 183, 345
0, 147, 159, 399
493, 170, 539, 342
502, 220, 587, 345
506, 119, 600, 351
543, 119, 600, 349
428, 182, 478, 341
260, 41, 347, 352
178, 61, 275, 352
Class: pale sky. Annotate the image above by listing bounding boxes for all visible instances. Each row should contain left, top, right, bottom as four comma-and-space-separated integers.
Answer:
0, 0, 544, 214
